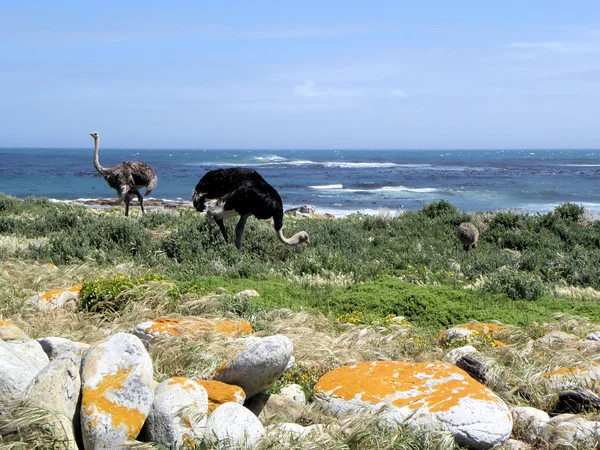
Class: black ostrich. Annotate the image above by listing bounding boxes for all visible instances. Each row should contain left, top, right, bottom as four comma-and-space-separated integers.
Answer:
90, 132, 158, 216
192, 168, 310, 250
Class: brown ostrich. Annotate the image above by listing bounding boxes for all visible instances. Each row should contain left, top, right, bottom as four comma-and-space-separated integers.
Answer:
90, 132, 157, 216
457, 222, 479, 251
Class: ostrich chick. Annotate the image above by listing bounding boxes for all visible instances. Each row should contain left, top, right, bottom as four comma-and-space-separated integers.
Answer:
192, 168, 310, 250
457, 222, 479, 251
90, 132, 157, 216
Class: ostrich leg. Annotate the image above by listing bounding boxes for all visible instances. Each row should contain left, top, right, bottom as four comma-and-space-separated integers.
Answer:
136, 191, 145, 214
214, 218, 228, 242
235, 214, 250, 250
124, 196, 131, 217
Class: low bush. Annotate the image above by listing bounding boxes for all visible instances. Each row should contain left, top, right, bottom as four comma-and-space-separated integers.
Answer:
482, 267, 547, 300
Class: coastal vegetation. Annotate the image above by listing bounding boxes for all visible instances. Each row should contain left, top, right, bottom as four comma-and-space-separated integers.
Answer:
3, 193, 600, 448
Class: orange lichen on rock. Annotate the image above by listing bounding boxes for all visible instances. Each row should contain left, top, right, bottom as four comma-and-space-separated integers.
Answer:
144, 317, 252, 337
543, 363, 600, 378
39, 284, 82, 302
315, 361, 502, 413
82, 367, 147, 437
0, 319, 29, 341
437, 323, 504, 341
214, 320, 253, 335
147, 319, 186, 336
195, 380, 245, 413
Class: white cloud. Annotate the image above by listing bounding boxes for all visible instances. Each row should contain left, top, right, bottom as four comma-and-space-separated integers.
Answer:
390, 88, 407, 98
293, 81, 361, 98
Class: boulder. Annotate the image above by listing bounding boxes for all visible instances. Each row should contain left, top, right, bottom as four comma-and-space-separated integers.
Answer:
234, 289, 260, 299
145, 377, 209, 448
37, 337, 90, 360
0, 339, 49, 416
314, 361, 512, 449
194, 380, 245, 414
542, 418, 600, 449
585, 331, 600, 341
214, 335, 294, 399
511, 406, 550, 444
24, 352, 82, 449
26, 284, 82, 311
204, 402, 264, 449
542, 363, 600, 390
455, 354, 508, 391
132, 317, 253, 341
501, 439, 532, 450
245, 393, 305, 424
437, 323, 504, 348
444, 345, 478, 364
280, 383, 306, 405
80, 333, 154, 450
554, 386, 600, 414
536, 331, 578, 347
0, 319, 30, 342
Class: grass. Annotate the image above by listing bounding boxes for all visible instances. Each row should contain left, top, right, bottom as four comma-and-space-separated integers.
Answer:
4, 194, 600, 448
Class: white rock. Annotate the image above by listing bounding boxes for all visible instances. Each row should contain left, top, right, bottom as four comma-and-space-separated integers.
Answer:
37, 337, 89, 360
280, 384, 306, 405
501, 439, 531, 450
586, 331, 600, 341
24, 352, 82, 449
511, 406, 550, 444
0, 320, 30, 342
444, 345, 479, 364
215, 335, 294, 399
314, 361, 512, 450
26, 285, 81, 311
145, 377, 209, 448
543, 364, 600, 390
80, 333, 154, 450
536, 331, 578, 346
0, 339, 49, 416
204, 402, 264, 449
234, 289, 260, 299
546, 418, 600, 449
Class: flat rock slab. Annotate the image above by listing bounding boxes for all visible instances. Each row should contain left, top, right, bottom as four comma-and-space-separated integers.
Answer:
80, 333, 154, 450
26, 284, 82, 311
204, 402, 264, 449
195, 380, 245, 414
132, 317, 253, 341
145, 377, 208, 448
214, 334, 294, 399
314, 361, 512, 450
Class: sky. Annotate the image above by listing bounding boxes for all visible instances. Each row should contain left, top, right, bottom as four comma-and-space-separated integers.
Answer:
0, 1, 599, 150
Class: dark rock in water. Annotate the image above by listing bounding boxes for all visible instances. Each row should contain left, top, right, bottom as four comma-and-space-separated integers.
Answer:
554, 387, 600, 414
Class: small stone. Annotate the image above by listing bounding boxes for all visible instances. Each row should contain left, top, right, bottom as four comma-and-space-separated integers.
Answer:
586, 331, 600, 341
37, 337, 89, 360
204, 402, 265, 449
26, 284, 82, 311
234, 289, 260, 298
194, 380, 245, 414
444, 345, 478, 364
214, 335, 294, 399
245, 393, 305, 424
511, 406, 550, 444
144, 377, 208, 448
280, 383, 306, 405
80, 333, 154, 450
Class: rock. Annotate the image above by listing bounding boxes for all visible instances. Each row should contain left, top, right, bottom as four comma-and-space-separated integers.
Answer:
234, 289, 260, 299
80, 333, 154, 450
537, 414, 579, 443
455, 354, 508, 391
586, 331, 600, 341
245, 393, 305, 424
280, 383, 306, 405
314, 361, 512, 449
24, 352, 82, 449
536, 331, 578, 347
26, 284, 82, 311
511, 406, 550, 444
542, 363, 600, 390
554, 386, 600, 414
0, 339, 49, 416
145, 377, 208, 448
0, 319, 30, 342
437, 323, 504, 347
214, 335, 294, 399
204, 402, 264, 449
132, 317, 253, 341
194, 380, 245, 414
544, 418, 600, 449
266, 422, 306, 438
444, 345, 478, 364
501, 439, 532, 450
37, 337, 90, 360
284, 205, 316, 215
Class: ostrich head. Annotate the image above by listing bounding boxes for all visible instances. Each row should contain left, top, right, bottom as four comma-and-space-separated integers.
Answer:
296, 231, 310, 245
89, 132, 99, 140
277, 228, 310, 246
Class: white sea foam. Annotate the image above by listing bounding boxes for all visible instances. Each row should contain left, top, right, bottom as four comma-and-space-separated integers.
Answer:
308, 184, 344, 189
309, 185, 439, 194
254, 155, 287, 162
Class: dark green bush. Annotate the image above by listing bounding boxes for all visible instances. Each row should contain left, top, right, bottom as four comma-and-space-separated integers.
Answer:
554, 202, 585, 222
421, 200, 459, 219
483, 268, 547, 300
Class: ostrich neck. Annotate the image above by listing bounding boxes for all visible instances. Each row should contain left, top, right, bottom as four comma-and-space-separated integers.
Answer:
93, 138, 104, 174
276, 229, 304, 246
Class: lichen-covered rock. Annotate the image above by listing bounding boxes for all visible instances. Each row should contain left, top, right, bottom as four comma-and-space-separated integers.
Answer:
37, 337, 90, 360
511, 406, 550, 444
132, 317, 253, 341
245, 393, 305, 424
543, 418, 600, 449
24, 352, 82, 449
204, 402, 264, 449
444, 345, 479, 364
145, 377, 208, 448
214, 335, 294, 399
280, 383, 306, 405
194, 380, 245, 414
0, 339, 49, 416
437, 323, 504, 347
542, 363, 600, 390
0, 319, 30, 342
314, 361, 512, 450
80, 333, 154, 450
536, 331, 578, 347
26, 284, 82, 311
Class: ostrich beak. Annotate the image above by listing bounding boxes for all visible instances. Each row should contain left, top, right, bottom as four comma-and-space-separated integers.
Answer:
306, 238, 311, 245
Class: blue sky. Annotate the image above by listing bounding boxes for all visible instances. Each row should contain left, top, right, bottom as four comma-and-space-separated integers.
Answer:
1, 1, 599, 149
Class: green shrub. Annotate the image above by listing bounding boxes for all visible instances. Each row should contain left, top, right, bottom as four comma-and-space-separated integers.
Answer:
554, 202, 585, 222
80, 274, 167, 312
483, 268, 547, 300
421, 200, 458, 219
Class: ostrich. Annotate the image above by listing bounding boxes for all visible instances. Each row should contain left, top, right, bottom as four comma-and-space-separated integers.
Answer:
192, 168, 310, 250
90, 132, 157, 216
457, 222, 479, 251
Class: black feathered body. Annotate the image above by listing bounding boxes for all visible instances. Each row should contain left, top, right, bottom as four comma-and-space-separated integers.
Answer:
102, 161, 158, 197
193, 168, 284, 230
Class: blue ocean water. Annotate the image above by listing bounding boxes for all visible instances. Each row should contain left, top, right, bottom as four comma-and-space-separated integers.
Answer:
1, 148, 600, 215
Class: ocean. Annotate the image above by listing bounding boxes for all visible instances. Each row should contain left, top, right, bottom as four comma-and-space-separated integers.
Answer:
1, 148, 600, 215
